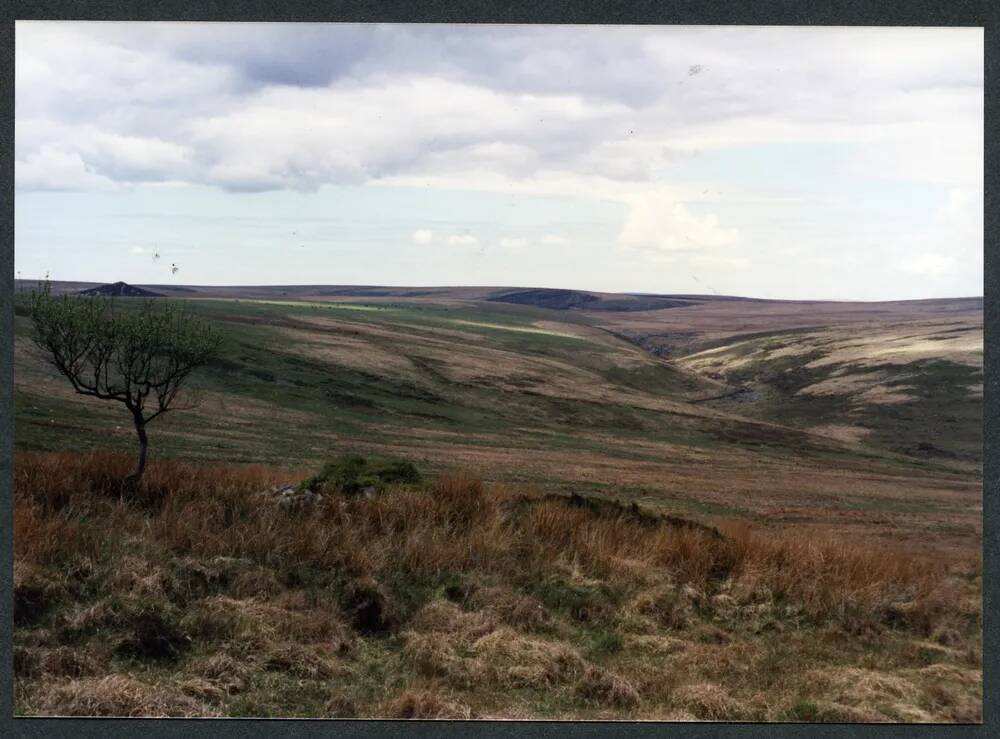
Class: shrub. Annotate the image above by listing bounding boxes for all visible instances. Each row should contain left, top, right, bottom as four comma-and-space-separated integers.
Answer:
300, 455, 422, 495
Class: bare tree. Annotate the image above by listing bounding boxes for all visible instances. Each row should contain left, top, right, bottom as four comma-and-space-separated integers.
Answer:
29, 284, 220, 486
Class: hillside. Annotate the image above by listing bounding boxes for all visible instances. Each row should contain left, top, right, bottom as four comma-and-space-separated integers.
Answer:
13, 285, 982, 555
11, 283, 983, 720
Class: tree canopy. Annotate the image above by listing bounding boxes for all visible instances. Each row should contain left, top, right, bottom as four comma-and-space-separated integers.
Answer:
29, 285, 220, 483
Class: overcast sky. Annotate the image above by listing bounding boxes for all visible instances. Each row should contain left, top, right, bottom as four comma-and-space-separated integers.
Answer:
15, 22, 983, 300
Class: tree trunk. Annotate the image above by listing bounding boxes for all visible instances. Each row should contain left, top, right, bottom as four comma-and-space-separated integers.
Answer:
125, 411, 148, 488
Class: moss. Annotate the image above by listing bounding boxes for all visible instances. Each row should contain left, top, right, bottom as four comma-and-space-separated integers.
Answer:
531, 578, 622, 624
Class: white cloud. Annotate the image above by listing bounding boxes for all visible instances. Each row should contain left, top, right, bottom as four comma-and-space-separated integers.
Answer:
540, 234, 569, 246
15, 145, 117, 191
499, 237, 528, 249
647, 254, 677, 265
618, 190, 739, 253
15, 24, 982, 195
411, 229, 433, 245
447, 234, 478, 246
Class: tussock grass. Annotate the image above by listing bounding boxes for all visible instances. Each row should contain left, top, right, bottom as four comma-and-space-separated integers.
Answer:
14, 451, 981, 720
384, 689, 474, 719
26, 674, 220, 717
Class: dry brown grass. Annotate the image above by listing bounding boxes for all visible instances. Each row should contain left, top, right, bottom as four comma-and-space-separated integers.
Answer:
13, 451, 982, 720
674, 682, 742, 721
15, 451, 976, 635
467, 585, 554, 633
27, 675, 220, 717
400, 600, 583, 690
14, 645, 106, 679
384, 689, 474, 719
577, 666, 641, 708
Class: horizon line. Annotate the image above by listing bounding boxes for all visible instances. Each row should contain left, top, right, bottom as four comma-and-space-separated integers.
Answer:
14, 278, 986, 306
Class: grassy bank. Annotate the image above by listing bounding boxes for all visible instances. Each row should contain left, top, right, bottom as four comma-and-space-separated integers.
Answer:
14, 452, 982, 721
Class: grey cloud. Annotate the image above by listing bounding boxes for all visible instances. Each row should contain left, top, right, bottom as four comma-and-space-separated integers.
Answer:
15, 23, 983, 194
85, 23, 680, 104
172, 24, 381, 89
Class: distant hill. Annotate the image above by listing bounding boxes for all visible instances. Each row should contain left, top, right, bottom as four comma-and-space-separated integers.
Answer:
21, 278, 980, 312
78, 281, 164, 298
488, 288, 702, 312
142, 284, 199, 294
488, 288, 601, 310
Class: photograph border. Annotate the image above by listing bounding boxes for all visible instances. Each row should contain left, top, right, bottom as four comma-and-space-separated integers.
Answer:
1, 1, 995, 737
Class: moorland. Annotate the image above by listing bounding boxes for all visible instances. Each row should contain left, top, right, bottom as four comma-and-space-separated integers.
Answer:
11, 281, 983, 720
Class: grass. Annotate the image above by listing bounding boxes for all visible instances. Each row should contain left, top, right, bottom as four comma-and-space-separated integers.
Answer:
677, 328, 983, 465
13, 451, 982, 720
11, 290, 983, 719
9, 298, 871, 467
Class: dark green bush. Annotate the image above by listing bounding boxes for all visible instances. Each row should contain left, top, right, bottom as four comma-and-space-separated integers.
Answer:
299, 455, 422, 495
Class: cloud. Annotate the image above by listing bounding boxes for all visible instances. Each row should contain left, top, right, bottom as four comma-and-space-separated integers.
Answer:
617, 190, 740, 253
15, 23, 982, 195
411, 229, 433, 245
13, 22, 984, 300
499, 237, 528, 249
15, 145, 117, 191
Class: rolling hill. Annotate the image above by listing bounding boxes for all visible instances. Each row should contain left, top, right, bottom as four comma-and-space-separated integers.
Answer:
11, 281, 983, 721
12, 282, 983, 555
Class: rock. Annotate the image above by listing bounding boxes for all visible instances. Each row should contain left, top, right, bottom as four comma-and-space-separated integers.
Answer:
265, 484, 324, 511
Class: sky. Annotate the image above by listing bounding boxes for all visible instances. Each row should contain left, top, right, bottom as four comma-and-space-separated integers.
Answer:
14, 22, 984, 300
